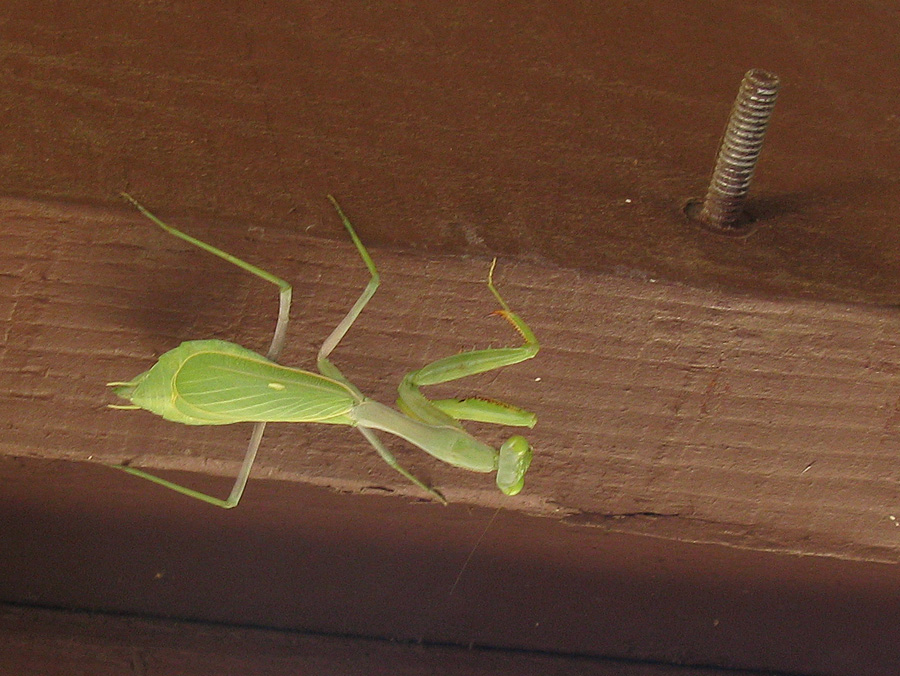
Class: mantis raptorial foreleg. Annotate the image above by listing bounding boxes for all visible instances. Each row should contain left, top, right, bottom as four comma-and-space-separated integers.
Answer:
398, 260, 538, 426
109, 195, 539, 506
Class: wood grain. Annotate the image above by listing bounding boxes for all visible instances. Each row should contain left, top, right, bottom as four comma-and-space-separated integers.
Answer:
3, 197, 898, 563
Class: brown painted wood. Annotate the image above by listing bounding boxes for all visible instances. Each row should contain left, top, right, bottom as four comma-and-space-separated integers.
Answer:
4, 459, 900, 675
0, 604, 777, 676
2, 1, 899, 304
3, 3, 900, 674
3, 197, 899, 563
3, 199, 900, 674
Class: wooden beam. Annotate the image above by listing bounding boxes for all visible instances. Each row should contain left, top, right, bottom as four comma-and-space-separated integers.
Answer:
3, 197, 899, 562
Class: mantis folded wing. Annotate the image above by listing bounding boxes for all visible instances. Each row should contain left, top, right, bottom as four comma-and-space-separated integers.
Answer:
108, 194, 539, 507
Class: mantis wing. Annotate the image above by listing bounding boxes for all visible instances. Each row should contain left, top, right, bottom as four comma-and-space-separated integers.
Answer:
111, 340, 358, 425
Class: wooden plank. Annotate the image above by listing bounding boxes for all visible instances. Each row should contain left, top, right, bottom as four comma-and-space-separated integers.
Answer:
2, 197, 899, 565
3, 5, 900, 674
1, 604, 750, 676
4, 460, 900, 675
1, 1, 899, 304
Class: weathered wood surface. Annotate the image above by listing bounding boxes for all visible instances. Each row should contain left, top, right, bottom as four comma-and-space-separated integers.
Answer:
5, 460, 900, 676
2, 1, 899, 304
4, 4, 900, 673
0, 604, 786, 676
3, 197, 899, 564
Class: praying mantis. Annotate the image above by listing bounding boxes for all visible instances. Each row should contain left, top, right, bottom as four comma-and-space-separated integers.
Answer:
108, 194, 539, 507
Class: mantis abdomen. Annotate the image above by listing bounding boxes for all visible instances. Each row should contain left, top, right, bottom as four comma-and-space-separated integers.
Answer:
111, 339, 358, 426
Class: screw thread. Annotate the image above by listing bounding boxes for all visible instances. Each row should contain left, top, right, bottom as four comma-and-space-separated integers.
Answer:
700, 69, 780, 229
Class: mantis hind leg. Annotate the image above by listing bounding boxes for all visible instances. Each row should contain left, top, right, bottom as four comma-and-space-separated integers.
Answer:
113, 421, 267, 509
120, 193, 292, 361
115, 195, 294, 507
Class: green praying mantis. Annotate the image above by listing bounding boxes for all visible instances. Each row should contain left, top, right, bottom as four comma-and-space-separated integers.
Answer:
108, 194, 539, 507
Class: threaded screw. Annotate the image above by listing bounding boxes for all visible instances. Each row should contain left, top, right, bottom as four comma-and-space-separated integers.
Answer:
688, 69, 780, 233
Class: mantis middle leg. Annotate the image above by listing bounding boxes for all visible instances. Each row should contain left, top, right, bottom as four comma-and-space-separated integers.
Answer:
319, 197, 447, 502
